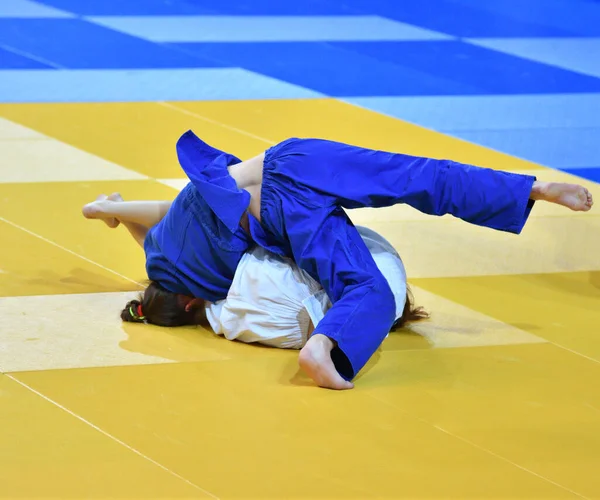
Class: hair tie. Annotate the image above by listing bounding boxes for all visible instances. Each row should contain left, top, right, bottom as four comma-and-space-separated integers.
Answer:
129, 304, 146, 321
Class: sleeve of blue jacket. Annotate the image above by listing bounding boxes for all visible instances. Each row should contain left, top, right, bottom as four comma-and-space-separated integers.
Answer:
285, 204, 397, 381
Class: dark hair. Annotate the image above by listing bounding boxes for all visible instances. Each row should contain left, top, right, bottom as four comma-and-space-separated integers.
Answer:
121, 281, 207, 327
391, 285, 429, 330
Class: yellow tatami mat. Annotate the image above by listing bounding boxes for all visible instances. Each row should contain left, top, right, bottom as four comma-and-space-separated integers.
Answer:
0, 99, 598, 499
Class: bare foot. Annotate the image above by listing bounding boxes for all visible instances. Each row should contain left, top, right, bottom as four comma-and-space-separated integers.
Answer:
107, 192, 123, 202
82, 193, 122, 228
298, 334, 354, 390
531, 181, 594, 212
105, 192, 124, 228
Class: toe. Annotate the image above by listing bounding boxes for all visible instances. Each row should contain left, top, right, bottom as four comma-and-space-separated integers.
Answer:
108, 192, 123, 202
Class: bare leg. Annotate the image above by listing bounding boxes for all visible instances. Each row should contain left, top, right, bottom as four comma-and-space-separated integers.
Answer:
82, 194, 170, 247
82, 198, 173, 228
299, 334, 354, 390
530, 181, 593, 211
109, 193, 149, 247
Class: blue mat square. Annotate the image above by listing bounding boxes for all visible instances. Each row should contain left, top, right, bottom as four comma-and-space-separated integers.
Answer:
35, 0, 358, 15
332, 41, 600, 94
0, 18, 222, 68
0, 0, 74, 18
27, 0, 212, 15
0, 46, 53, 68
559, 167, 600, 184
343, 0, 575, 37
168, 0, 359, 15
172, 41, 482, 97
455, 0, 600, 36
0, 68, 323, 103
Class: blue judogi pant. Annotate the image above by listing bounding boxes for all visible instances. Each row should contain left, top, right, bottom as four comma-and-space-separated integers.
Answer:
257, 138, 536, 380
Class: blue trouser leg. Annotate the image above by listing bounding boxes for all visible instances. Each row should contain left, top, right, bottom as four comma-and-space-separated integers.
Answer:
268, 138, 537, 234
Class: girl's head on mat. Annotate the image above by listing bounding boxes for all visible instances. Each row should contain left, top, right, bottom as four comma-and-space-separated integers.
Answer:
121, 281, 207, 327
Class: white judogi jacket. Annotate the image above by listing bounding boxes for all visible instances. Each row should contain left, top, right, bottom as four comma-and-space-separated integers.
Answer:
205, 226, 407, 349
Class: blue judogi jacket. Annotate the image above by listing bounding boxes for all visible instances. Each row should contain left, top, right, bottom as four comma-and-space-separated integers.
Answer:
144, 130, 256, 301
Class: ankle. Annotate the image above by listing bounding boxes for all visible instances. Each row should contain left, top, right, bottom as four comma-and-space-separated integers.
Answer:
530, 181, 548, 201
309, 333, 335, 350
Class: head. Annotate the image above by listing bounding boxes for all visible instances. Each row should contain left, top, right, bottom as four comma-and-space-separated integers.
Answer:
121, 281, 208, 327
391, 285, 429, 330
